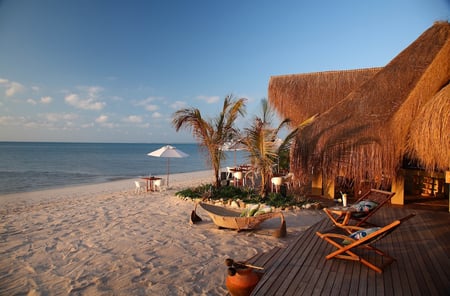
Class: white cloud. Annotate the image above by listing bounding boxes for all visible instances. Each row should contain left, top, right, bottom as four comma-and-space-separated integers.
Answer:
197, 95, 219, 104
0, 115, 16, 125
123, 115, 143, 123
65, 93, 106, 110
152, 112, 163, 119
27, 99, 37, 105
42, 113, 78, 122
82, 86, 104, 97
26, 96, 52, 105
81, 122, 95, 128
145, 104, 159, 112
142, 96, 157, 103
170, 100, 188, 109
64, 85, 106, 110
0, 114, 78, 130
137, 96, 163, 112
96, 115, 109, 123
0, 80, 25, 97
40, 96, 52, 104
7, 82, 25, 97
95, 115, 115, 128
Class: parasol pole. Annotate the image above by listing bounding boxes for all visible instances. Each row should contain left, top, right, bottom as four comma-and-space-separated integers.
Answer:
167, 158, 170, 187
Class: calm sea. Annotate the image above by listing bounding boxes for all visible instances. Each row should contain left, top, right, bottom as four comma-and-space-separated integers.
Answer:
0, 142, 247, 195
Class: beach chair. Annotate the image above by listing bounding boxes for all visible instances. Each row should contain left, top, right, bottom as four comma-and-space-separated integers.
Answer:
324, 189, 395, 228
316, 213, 415, 273
282, 172, 294, 190
153, 178, 166, 192
271, 176, 283, 193
244, 170, 257, 188
134, 180, 146, 194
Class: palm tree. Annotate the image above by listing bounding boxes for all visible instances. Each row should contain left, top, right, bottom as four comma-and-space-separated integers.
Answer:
241, 99, 316, 196
172, 95, 246, 187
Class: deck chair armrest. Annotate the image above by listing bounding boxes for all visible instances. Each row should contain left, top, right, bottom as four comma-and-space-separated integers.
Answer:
316, 231, 355, 242
341, 225, 365, 232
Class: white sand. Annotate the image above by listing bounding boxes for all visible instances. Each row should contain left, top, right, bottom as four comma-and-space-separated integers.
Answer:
0, 170, 325, 295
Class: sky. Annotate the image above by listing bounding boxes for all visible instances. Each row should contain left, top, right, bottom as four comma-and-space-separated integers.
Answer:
0, 0, 448, 143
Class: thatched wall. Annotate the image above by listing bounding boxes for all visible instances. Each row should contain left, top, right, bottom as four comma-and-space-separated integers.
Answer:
268, 68, 381, 126
281, 21, 450, 186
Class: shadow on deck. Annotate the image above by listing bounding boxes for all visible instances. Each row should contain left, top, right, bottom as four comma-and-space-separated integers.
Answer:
248, 206, 450, 296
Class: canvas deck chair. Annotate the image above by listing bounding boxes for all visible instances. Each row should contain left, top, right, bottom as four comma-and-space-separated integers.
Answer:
316, 213, 415, 273
324, 189, 396, 229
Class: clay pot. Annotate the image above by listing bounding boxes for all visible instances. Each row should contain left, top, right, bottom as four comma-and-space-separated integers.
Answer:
226, 267, 260, 296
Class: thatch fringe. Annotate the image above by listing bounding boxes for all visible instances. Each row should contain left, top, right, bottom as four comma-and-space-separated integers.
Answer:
406, 83, 450, 171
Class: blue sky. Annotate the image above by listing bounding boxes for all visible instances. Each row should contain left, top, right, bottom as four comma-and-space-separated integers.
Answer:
0, 0, 448, 143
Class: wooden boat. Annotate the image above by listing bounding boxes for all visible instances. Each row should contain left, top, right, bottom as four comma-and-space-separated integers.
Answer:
193, 202, 286, 238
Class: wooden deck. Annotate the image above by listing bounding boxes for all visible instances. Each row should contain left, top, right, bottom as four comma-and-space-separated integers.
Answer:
249, 207, 450, 296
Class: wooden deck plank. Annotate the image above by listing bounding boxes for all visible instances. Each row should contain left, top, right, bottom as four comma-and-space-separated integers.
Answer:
250, 218, 329, 295
381, 224, 397, 296
251, 207, 450, 296
332, 261, 348, 295
418, 215, 449, 293
288, 219, 334, 295
388, 215, 416, 295
309, 244, 335, 295
247, 246, 284, 270
274, 223, 325, 294
406, 215, 441, 295
416, 212, 450, 289
395, 211, 446, 295
300, 241, 333, 295
348, 261, 362, 295
396, 214, 417, 295
284, 228, 329, 294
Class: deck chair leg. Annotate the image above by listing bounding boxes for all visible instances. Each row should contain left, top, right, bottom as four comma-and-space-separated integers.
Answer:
322, 236, 386, 273
323, 208, 346, 227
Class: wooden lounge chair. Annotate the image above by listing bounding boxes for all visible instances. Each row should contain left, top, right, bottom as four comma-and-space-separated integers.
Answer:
324, 189, 396, 229
316, 214, 415, 273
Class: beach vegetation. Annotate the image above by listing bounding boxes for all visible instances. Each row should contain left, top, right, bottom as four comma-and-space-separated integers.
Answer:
175, 183, 310, 208
172, 95, 246, 188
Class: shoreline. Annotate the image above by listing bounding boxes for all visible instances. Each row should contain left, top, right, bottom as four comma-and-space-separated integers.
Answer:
0, 169, 324, 295
0, 170, 215, 206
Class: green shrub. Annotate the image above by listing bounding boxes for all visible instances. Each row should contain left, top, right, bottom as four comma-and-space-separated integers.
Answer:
175, 183, 213, 199
176, 184, 298, 207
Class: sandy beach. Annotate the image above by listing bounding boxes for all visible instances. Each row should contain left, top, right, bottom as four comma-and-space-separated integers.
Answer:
0, 170, 325, 295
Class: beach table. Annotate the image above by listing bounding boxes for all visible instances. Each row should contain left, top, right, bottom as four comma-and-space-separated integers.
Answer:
230, 166, 251, 187
141, 176, 162, 192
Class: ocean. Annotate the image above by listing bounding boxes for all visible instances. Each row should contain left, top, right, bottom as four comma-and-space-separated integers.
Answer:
0, 142, 247, 195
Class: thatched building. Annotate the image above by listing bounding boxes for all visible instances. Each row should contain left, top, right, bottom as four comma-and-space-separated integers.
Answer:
269, 21, 450, 207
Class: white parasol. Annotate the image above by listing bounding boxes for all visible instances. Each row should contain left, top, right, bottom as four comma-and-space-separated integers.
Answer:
147, 145, 189, 187
221, 140, 246, 165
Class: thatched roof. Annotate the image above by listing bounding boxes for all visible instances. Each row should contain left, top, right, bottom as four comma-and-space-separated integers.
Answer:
270, 21, 450, 185
406, 83, 450, 171
268, 68, 381, 126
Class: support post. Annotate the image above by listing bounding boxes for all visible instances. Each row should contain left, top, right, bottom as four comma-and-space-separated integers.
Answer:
391, 171, 405, 205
